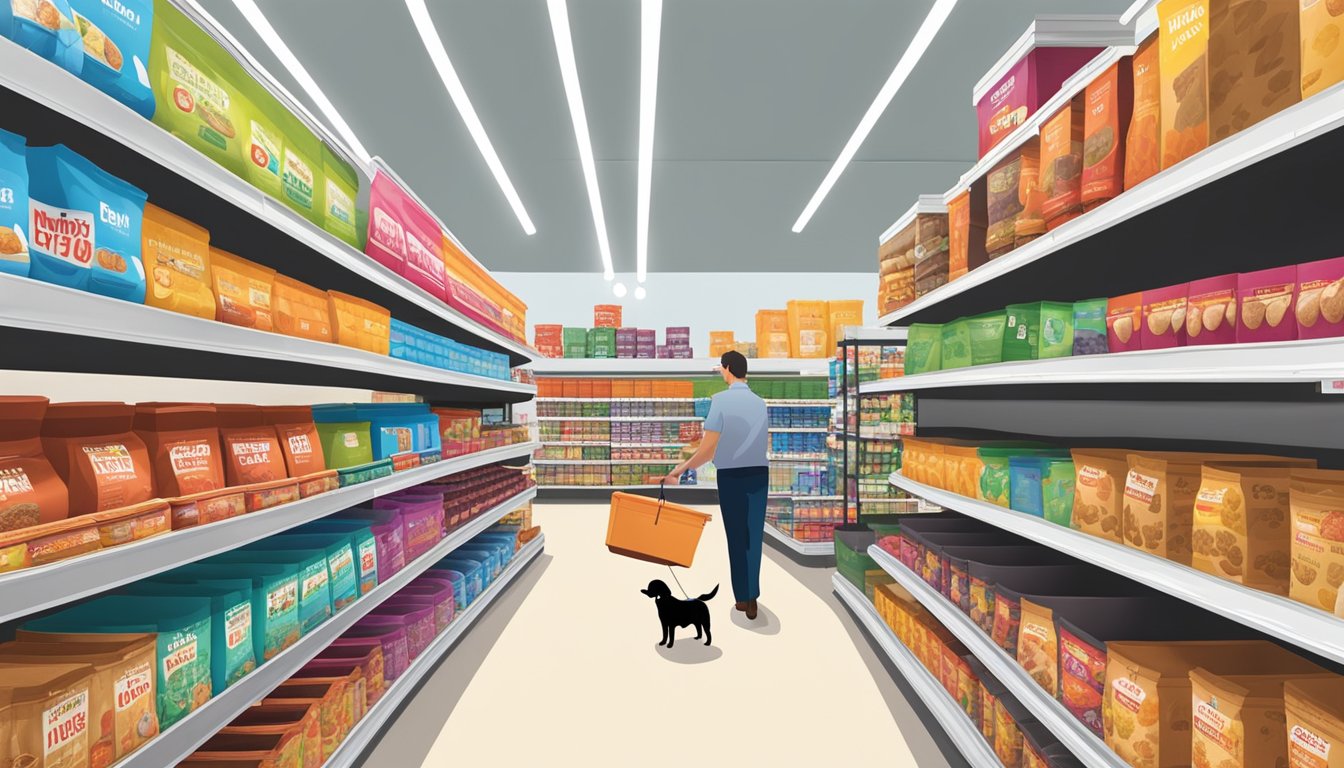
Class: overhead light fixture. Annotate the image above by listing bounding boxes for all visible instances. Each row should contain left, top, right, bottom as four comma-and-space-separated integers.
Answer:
229, 0, 372, 166
547, 0, 615, 280
405, 0, 537, 235
1119, 0, 1151, 26
634, 285, 646, 300
612, 282, 628, 298
636, 0, 662, 284
791, 0, 959, 233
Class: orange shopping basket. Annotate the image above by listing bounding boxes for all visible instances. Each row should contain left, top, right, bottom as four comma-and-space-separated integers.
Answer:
606, 484, 712, 567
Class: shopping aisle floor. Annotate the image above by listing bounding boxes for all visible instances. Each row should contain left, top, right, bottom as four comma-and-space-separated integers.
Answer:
360, 503, 961, 767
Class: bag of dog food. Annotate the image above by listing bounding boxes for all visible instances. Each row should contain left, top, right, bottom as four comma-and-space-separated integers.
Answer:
1039, 97, 1086, 229
1192, 665, 1335, 768
141, 203, 214, 320
1285, 677, 1344, 768
41, 401, 153, 515
0, 128, 29, 278
0, 662, 96, 768
2, 0, 85, 75
1082, 58, 1132, 211
27, 144, 147, 303
1192, 462, 1306, 595
67, 0, 154, 117
0, 396, 69, 532
1125, 35, 1161, 190
1289, 477, 1344, 617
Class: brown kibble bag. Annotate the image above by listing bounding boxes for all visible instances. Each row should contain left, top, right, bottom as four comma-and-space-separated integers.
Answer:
1107, 641, 1275, 768
1289, 478, 1344, 617
133, 404, 225, 498
1191, 665, 1335, 768
1071, 449, 1131, 543
216, 405, 287, 486
1017, 598, 1059, 697
1285, 677, 1344, 768
0, 662, 96, 768
41, 403, 154, 516
0, 396, 69, 532
261, 407, 327, 477
1192, 462, 1313, 595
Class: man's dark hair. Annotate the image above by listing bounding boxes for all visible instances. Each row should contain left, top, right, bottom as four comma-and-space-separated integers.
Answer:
720, 350, 748, 379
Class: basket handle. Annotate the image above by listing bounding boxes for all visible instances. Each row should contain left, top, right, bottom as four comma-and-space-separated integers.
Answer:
656, 480, 667, 525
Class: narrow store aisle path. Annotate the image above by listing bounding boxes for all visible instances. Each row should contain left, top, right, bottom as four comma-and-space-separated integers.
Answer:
361, 503, 958, 767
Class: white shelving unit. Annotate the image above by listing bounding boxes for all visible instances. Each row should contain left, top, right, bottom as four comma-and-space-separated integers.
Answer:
120, 489, 539, 767
532, 358, 831, 376
870, 546, 1128, 768
537, 484, 715, 491
323, 534, 546, 768
764, 522, 834, 557
888, 472, 1344, 665
0, 442, 538, 624
833, 575, 1004, 768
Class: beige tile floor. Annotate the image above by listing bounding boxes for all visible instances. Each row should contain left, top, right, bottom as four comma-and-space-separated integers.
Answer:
358, 503, 958, 767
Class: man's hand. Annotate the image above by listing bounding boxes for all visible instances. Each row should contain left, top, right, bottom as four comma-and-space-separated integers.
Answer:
661, 468, 683, 486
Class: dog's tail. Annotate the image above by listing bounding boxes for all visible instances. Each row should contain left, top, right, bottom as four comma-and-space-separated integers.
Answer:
695, 585, 719, 602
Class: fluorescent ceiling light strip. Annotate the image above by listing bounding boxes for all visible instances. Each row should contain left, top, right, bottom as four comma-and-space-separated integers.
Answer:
405, 0, 537, 235
791, 0, 959, 233
1119, 0, 1153, 26
547, 0, 615, 280
230, 0, 372, 166
636, 0, 662, 284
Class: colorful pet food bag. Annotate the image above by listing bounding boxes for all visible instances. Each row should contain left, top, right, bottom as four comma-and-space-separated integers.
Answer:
2, 0, 85, 74
0, 128, 29, 278
27, 144, 147, 302
67, 0, 154, 117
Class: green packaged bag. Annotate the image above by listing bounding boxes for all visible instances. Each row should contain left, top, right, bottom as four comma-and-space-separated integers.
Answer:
940, 319, 972, 370
164, 562, 300, 663
966, 311, 1007, 366
1041, 458, 1076, 527
122, 580, 256, 691
976, 446, 1068, 507
904, 324, 942, 375
1072, 299, 1109, 356
149, 0, 247, 175
315, 421, 373, 468
20, 595, 213, 729
321, 142, 361, 248
237, 92, 286, 203
210, 549, 332, 635
275, 109, 324, 226
297, 521, 380, 596
1039, 302, 1074, 359
1004, 302, 1073, 361
252, 533, 359, 612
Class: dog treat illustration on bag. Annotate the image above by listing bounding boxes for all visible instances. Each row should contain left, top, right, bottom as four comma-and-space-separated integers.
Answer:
641, 579, 717, 648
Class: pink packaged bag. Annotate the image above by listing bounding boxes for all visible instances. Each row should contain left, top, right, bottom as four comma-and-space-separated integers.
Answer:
374, 494, 445, 562
1294, 256, 1344, 340
368, 599, 436, 660
1140, 283, 1188, 350
1237, 265, 1298, 344
365, 171, 408, 274
400, 198, 446, 301
1185, 274, 1238, 346
343, 616, 411, 681
395, 582, 456, 634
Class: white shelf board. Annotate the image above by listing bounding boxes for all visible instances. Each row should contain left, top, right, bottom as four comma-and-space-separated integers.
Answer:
532, 459, 613, 465
769, 427, 829, 433
767, 453, 830, 462
536, 416, 611, 422
832, 574, 1004, 768
0, 443, 539, 624
768, 493, 842, 501
538, 397, 698, 402
766, 399, 835, 406
888, 472, 1344, 666
880, 74, 1344, 326
119, 489, 538, 767
532, 358, 830, 376
763, 523, 834, 557
0, 37, 535, 364
870, 545, 1127, 768
537, 415, 700, 422
538, 441, 610, 447
0, 274, 535, 397
323, 534, 545, 768
612, 442, 690, 448
859, 338, 1344, 393
537, 484, 716, 491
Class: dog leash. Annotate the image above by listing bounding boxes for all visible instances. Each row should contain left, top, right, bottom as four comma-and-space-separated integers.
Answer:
658, 480, 690, 599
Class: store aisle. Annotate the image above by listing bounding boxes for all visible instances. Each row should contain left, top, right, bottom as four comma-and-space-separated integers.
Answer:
360, 503, 957, 767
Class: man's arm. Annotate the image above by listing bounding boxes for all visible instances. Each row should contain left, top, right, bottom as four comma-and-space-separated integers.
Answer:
662, 431, 719, 485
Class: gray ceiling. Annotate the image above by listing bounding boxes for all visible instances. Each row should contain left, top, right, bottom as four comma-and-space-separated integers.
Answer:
200, 0, 1131, 273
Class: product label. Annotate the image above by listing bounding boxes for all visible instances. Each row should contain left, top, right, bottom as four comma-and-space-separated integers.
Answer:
146, 232, 206, 279
282, 148, 315, 209
1290, 724, 1331, 768
168, 439, 214, 476
326, 179, 354, 224
286, 433, 313, 459
382, 426, 413, 454
166, 48, 230, 112
301, 567, 328, 600
248, 120, 281, 176
162, 635, 198, 683
225, 602, 252, 650
371, 207, 405, 254
0, 465, 34, 498
31, 200, 94, 267
267, 579, 298, 620
358, 540, 378, 583
342, 432, 360, 449
114, 663, 153, 712
82, 443, 137, 480
44, 689, 88, 757
1193, 697, 1237, 751
328, 548, 353, 581
1078, 465, 1105, 487
1125, 470, 1159, 506
230, 440, 275, 466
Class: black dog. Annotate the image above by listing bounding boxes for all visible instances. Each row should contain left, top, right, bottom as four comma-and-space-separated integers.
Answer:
640, 579, 718, 648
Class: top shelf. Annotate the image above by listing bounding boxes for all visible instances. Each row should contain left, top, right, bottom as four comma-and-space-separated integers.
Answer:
531, 358, 831, 377
879, 61, 1344, 327
0, 38, 536, 366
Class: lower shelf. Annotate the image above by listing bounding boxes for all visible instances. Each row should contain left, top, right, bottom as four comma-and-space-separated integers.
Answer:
120, 488, 537, 767
869, 545, 1127, 768
536, 484, 717, 491
324, 534, 546, 767
832, 574, 1003, 768
763, 521, 834, 557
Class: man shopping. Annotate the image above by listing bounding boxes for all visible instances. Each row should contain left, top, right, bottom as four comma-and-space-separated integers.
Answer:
664, 351, 769, 619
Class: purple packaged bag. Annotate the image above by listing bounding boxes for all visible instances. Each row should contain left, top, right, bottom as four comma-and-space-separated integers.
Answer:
334, 508, 406, 581
374, 493, 445, 561
344, 615, 411, 681
400, 581, 455, 633
368, 599, 436, 659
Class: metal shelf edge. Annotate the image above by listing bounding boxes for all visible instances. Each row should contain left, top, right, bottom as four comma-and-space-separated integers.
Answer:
763, 523, 834, 557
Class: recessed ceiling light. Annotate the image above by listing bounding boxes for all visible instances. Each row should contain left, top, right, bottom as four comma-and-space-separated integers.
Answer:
634, 285, 646, 300
636, 0, 662, 284
229, 0, 372, 166
548, 0, 616, 280
613, 282, 628, 298
405, 0, 537, 235
791, 0, 959, 233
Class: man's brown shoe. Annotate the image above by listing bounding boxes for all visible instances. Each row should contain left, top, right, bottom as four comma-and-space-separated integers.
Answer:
745, 600, 758, 620
734, 601, 748, 612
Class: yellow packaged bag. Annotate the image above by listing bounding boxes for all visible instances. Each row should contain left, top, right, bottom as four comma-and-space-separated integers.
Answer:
1285, 677, 1344, 768
1191, 665, 1335, 768
1289, 472, 1344, 616
786, 300, 829, 358
1302, 0, 1344, 98
328, 291, 390, 355
826, 300, 864, 348
272, 275, 332, 343
1192, 462, 1309, 595
755, 310, 790, 359
210, 248, 275, 331
142, 204, 214, 320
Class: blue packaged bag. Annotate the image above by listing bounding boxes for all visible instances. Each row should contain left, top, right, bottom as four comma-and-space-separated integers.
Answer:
0, 128, 29, 277
67, 0, 155, 117
3, 0, 84, 74
27, 144, 146, 301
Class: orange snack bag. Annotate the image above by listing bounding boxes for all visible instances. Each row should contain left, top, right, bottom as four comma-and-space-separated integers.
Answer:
1082, 58, 1133, 210
210, 248, 275, 331
1039, 97, 1086, 229
141, 204, 214, 320
273, 275, 332, 342
1125, 35, 1161, 190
